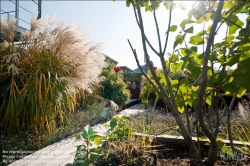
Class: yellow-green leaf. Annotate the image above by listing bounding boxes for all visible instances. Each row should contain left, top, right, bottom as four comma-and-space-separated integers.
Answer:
205, 12, 212, 22
189, 35, 204, 45
178, 106, 185, 113
236, 87, 247, 98
167, 25, 177, 33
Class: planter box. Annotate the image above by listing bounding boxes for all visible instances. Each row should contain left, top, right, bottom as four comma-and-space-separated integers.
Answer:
134, 132, 250, 147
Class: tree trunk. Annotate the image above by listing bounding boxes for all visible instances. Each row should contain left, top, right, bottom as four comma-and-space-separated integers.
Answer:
205, 142, 218, 166
172, 111, 202, 165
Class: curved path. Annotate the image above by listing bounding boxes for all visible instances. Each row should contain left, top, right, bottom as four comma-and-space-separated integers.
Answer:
8, 104, 151, 166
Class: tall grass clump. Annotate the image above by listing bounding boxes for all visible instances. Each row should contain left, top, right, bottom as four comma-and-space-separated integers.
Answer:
0, 13, 106, 133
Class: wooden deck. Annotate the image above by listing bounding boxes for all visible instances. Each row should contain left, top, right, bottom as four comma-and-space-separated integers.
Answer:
8, 137, 82, 166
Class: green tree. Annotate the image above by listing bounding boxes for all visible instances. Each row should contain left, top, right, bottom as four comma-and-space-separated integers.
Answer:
125, 0, 250, 165
100, 62, 131, 107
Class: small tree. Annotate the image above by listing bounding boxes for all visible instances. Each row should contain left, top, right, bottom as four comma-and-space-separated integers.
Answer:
125, 0, 250, 165
100, 62, 131, 108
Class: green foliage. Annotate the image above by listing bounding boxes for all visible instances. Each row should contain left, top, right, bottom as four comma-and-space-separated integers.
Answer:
231, 118, 250, 156
104, 116, 133, 140
100, 63, 131, 106
125, 1, 250, 164
0, 15, 105, 133
74, 125, 103, 166
140, 69, 196, 110
74, 116, 150, 166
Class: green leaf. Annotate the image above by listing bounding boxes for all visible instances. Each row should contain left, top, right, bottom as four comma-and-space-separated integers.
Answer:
226, 15, 238, 27
239, 52, 250, 61
240, 52, 250, 71
78, 160, 90, 166
209, 52, 220, 62
191, 66, 201, 79
180, 19, 195, 29
207, 25, 212, 32
224, 35, 235, 43
189, 35, 204, 45
93, 136, 102, 145
236, 87, 247, 98
196, 16, 204, 24
164, 1, 172, 10
206, 95, 212, 105
238, 43, 250, 52
150, 2, 160, 10
191, 46, 198, 54
188, 10, 193, 20
221, 146, 234, 158
192, 86, 199, 91
180, 79, 189, 87
170, 79, 179, 85
169, 54, 179, 62
205, 12, 212, 22
210, 74, 220, 86
185, 48, 193, 55
241, 58, 250, 71
178, 101, 185, 113
126, 0, 131, 7
226, 55, 240, 66
183, 26, 193, 34
167, 25, 177, 33
145, 125, 150, 133
223, 84, 238, 96
83, 125, 95, 140
166, 61, 170, 68
110, 117, 117, 130
171, 64, 178, 74
229, 19, 244, 35
121, 116, 131, 121
178, 106, 185, 113
174, 38, 183, 49
207, 68, 212, 76
187, 61, 195, 71
217, 140, 225, 149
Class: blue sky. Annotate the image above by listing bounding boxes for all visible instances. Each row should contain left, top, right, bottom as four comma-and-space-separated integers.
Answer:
1, 1, 243, 70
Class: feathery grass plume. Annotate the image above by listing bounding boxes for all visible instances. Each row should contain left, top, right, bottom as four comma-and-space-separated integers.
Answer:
0, 17, 16, 42
0, 13, 106, 133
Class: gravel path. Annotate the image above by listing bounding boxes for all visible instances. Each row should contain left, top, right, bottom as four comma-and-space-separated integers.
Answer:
92, 104, 151, 134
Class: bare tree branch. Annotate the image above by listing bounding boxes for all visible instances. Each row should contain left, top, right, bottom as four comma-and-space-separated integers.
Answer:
195, 0, 224, 146
131, 0, 159, 56
153, 0, 162, 54
163, 2, 173, 55
133, 1, 175, 113
127, 39, 165, 101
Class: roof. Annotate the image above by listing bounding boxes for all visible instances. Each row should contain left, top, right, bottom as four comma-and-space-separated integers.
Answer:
123, 72, 142, 77
118, 66, 133, 73
133, 65, 148, 74
102, 53, 118, 64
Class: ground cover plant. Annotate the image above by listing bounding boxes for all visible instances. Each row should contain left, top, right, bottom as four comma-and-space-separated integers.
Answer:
124, 0, 250, 165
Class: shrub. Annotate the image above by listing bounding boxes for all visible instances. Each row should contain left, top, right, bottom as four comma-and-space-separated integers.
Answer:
100, 63, 130, 106
0, 14, 106, 133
